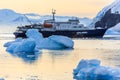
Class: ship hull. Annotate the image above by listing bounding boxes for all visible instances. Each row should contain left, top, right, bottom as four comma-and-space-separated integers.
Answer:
13, 28, 107, 38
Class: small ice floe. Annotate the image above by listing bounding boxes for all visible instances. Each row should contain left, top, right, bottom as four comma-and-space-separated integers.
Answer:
4, 29, 74, 53
73, 59, 120, 80
5, 38, 36, 53
26, 29, 44, 45
4, 38, 23, 47
36, 35, 74, 50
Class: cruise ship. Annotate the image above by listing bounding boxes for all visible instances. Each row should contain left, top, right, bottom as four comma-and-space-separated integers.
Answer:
14, 10, 107, 38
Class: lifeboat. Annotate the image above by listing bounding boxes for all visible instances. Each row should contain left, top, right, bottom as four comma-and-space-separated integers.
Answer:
43, 23, 53, 28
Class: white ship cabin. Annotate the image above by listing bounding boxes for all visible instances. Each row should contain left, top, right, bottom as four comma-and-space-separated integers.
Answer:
42, 10, 86, 30
43, 17, 85, 30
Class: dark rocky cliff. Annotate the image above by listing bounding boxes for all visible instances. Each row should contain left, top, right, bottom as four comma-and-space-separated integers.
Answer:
95, 9, 120, 28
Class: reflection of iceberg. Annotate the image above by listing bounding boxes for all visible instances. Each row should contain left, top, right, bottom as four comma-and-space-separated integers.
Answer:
73, 59, 120, 80
10, 51, 41, 63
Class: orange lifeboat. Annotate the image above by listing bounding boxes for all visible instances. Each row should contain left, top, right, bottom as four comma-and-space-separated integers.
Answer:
43, 23, 53, 28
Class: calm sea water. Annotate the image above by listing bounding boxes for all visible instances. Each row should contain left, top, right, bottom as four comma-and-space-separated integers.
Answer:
0, 34, 120, 80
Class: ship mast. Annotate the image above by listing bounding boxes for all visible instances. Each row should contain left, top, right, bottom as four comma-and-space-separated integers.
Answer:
52, 9, 56, 21
24, 14, 32, 25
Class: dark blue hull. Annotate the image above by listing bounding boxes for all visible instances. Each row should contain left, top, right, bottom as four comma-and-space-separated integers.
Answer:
14, 28, 107, 38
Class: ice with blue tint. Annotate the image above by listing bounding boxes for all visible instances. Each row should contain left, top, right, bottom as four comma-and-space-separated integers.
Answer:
4, 38, 23, 47
6, 38, 36, 53
49, 35, 74, 48
73, 59, 120, 80
14, 38, 36, 53
26, 29, 43, 43
26, 29, 74, 50
37, 38, 66, 50
6, 42, 21, 53
36, 35, 74, 49
4, 29, 74, 53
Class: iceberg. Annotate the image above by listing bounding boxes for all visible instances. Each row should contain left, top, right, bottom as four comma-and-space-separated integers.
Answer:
26, 29, 74, 50
4, 38, 23, 47
14, 38, 36, 53
73, 59, 120, 80
105, 29, 120, 35
6, 38, 36, 53
36, 38, 67, 50
36, 35, 74, 49
105, 23, 120, 35
26, 29, 43, 41
49, 35, 74, 48
4, 29, 74, 53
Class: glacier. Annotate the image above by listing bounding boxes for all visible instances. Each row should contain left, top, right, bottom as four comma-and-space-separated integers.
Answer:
73, 59, 120, 80
4, 29, 74, 53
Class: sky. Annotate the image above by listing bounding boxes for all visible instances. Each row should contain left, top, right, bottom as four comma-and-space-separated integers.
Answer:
0, 0, 114, 18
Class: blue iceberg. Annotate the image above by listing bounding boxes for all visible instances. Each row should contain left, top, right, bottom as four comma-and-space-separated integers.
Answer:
73, 59, 120, 80
4, 29, 74, 53
6, 38, 36, 53
26, 29, 74, 50
4, 38, 23, 47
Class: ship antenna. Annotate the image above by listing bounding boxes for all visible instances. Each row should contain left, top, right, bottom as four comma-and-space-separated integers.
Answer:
52, 9, 56, 21
23, 14, 32, 25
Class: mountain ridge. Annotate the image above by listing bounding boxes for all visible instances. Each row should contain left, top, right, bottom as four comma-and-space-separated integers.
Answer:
0, 9, 92, 26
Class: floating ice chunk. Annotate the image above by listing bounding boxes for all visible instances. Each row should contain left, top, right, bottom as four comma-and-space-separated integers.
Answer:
26, 29, 74, 49
49, 35, 74, 48
4, 29, 74, 52
105, 29, 120, 35
36, 38, 67, 49
6, 42, 21, 53
73, 59, 100, 75
6, 38, 36, 53
4, 38, 22, 47
14, 38, 36, 53
26, 29, 43, 41
73, 59, 120, 80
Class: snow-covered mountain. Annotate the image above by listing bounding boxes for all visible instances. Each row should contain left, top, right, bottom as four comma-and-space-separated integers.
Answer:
0, 9, 42, 25
90, 0, 120, 35
0, 9, 92, 26
90, 0, 120, 27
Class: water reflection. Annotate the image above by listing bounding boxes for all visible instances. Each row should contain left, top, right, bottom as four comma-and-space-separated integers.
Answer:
48, 48, 73, 56
42, 49, 73, 60
8, 51, 42, 63
1, 39, 120, 80
6, 48, 73, 64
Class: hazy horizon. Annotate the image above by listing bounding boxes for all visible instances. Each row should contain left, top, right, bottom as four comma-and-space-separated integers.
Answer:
0, 0, 114, 18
